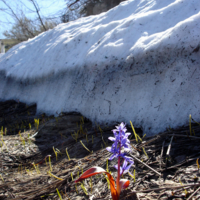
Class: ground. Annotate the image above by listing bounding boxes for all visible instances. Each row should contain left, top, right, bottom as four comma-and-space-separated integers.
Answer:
0, 100, 200, 200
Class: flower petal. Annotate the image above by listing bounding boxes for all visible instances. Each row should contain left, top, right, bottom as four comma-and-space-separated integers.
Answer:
106, 147, 112, 152
108, 137, 116, 142
119, 179, 130, 190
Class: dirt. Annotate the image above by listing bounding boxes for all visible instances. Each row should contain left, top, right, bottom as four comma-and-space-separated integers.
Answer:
0, 100, 200, 200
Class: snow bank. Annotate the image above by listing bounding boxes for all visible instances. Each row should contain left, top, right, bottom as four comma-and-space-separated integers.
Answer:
0, 0, 200, 135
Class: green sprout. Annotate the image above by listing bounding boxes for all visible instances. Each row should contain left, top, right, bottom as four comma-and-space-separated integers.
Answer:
71, 131, 79, 142
1, 133, 8, 152
80, 183, 88, 195
86, 134, 88, 143
48, 171, 63, 181
34, 118, 39, 130
19, 131, 26, 147
81, 116, 84, 124
99, 125, 103, 137
27, 134, 31, 145
130, 121, 139, 143
106, 159, 109, 172
25, 167, 31, 176
189, 114, 192, 136
66, 148, 70, 161
71, 172, 74, 181
53, 146, 58, 161
0, 174, 4, 181
103, 173, 110, 189
56, 188, 63, 200
80, 124, 86, 135
18, 164, 22, 174
128, 169, 136, 183
90, 177, 93, 193
80, 140, 93, 154
179, 178, 188, 196
4, 128, 7, 135
101, 136, 107, 147
49, 155, 52, 171
32, 162, 40, 174
142, 147, 149, 159
1, 126, 3, 136
77, 171, 79, 178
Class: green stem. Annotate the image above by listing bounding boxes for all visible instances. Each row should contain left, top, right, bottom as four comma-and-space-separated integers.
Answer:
117, 156, 120, 196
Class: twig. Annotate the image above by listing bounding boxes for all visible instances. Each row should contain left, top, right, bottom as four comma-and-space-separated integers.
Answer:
160, 140, 165, 171
129, 153, 161, 176
162, 156, 200, 170
136, 193, 141, 200
187, 186, 200, 200
168, 134, 200, 140
138, 137, 159, 148
121, 183, 200, 199
138, 132, 168, 148
29, 132, 38, 138
166, 134, 174, 156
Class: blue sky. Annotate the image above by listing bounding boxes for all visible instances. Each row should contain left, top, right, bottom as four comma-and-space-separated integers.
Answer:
0, 0, 66, 39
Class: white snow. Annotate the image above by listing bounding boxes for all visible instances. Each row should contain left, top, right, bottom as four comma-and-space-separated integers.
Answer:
0, 0, 200, 135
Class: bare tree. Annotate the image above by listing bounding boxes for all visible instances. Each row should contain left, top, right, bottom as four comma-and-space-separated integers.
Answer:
3, 17, 37, 41
1, 0, 35, 38
0, 0, 59, 43
28, 0, 47, 31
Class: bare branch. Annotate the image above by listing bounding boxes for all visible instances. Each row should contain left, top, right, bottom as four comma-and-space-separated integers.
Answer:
28, 0, 47, 31
0, 0, 35, 37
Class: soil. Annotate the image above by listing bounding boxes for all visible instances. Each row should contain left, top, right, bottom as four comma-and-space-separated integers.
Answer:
0, 100, 200, 200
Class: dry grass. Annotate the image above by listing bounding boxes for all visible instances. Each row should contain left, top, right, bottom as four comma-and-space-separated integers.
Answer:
0, 101, 200, 200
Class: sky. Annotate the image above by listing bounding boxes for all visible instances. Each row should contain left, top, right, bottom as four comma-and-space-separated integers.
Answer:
0, 0, 200, 136
0, 0, 66, 39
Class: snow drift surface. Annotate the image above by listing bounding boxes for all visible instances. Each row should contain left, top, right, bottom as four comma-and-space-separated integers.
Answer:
0, 0, 200, 135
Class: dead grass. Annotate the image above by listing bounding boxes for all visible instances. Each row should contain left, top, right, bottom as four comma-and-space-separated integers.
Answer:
0, 102, 200, 200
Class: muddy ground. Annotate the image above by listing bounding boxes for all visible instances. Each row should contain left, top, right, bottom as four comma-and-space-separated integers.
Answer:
0, 100, 200, 200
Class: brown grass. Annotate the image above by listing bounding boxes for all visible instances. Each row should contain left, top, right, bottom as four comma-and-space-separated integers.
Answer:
0, 101, 200, 200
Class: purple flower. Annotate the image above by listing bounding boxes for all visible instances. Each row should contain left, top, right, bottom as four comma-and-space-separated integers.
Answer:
106, 122, 134, 177
114, 159, 134, 176
75, 122, 134, 200
113, 122, 127, 133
